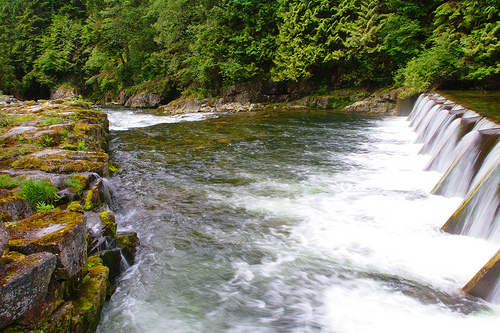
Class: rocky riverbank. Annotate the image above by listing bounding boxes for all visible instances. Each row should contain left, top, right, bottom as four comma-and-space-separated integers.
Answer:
0, 97, 138, 332
157, 86, 405, 116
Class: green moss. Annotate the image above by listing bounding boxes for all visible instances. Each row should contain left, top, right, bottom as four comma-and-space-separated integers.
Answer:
68, 201, 83, 213
6, 211, 84, 247
100, 211, 116, 237
0, 251, 26, 265
1, 210, 12, 222
11, 151, 108, 175
67, 255, 109, 332
83, 190, 95, 211
108, 162, 119, 174
66, 174, 88, 197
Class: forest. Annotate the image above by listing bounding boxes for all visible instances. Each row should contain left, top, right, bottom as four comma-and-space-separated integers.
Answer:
0, 0, 499, 101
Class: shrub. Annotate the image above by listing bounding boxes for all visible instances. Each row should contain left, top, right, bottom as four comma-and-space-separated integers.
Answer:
20, 178, 60, 209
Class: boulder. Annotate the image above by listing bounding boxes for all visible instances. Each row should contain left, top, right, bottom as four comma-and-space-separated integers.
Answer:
51, 86, 77, 100
16, 278, 64, 326
0, 252, 57, 329
100, 248, 122, 282
7, 211, 87, 280
125, 93, 162, 108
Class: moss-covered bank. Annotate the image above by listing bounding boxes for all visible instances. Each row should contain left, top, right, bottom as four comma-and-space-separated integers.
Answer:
0, 98, 138, 332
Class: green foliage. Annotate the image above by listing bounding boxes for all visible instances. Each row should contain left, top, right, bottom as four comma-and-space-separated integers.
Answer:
29, 15, 85, 88
35, 202, 56, 212
77, 139, 86, 151
0, 174, 20, 189
0, 0, 499, 98
20, 178, 60, 209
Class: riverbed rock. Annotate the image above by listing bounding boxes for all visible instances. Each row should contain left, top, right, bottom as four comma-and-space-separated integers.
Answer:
6, 211, 87, 280
0, 252, 57, 329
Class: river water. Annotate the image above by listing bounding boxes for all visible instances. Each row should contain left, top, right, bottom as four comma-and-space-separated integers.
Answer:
97, 108, 500, 333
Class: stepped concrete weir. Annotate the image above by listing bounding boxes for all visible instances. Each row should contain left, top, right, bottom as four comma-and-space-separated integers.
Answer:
408, 93, 500, 303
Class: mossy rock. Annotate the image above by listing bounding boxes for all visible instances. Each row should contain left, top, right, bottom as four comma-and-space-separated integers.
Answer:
11, 149, 109, 177
1, 256, 109, 333
0, 192, 34, 222
114, 232, 139, 265
99, 211, 116, 237
69, 256, 109, 333
68, 201, 84, 213
6, 211, 87, 280
0, 252, 57, 330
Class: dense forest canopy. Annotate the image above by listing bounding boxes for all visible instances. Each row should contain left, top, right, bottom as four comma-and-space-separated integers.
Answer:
0, 0, 499, 101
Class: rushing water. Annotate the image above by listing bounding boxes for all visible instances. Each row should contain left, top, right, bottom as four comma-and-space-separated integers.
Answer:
97, 107, 500, 333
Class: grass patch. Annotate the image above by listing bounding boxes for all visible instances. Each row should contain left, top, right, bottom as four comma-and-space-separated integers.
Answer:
20, 178, 60, 210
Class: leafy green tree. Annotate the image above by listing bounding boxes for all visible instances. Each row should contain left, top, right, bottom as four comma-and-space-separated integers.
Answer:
28, 14, 85, 89
398, 0, 500, 93
181, 0, 279, 88
84, 0, 158, 98
272, 0, 341, 82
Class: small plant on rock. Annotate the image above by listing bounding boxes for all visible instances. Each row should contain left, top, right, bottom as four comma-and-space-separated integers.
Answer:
36, 202, 56, 211
20, 178, 60, 211
77, 139, 86, 151
40, 135, 54, 147
66, 174, 87, 197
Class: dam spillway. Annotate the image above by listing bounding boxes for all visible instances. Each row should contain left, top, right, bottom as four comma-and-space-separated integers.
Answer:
409, 93, 500, 303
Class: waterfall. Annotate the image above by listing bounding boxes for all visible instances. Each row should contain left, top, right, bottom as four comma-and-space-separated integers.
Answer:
408, 93, 500, 303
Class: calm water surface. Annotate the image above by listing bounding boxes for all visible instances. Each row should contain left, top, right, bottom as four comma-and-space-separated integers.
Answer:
97, 108, 500, 333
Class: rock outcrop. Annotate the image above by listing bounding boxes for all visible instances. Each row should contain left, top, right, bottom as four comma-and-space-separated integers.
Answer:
125, 93, 162, 108
0, 99, 139, 332
7, 211, 87, 280
0, 252, 57, 329
343, 90, 399, 115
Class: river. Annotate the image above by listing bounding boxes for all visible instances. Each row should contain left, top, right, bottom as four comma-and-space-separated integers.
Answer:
97, 107, 500, 332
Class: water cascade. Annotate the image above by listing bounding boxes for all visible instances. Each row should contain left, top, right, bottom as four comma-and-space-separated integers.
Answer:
409, 93, 500, 303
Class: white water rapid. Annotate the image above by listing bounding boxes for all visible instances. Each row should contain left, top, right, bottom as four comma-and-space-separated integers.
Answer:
98, 104, 500, 333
